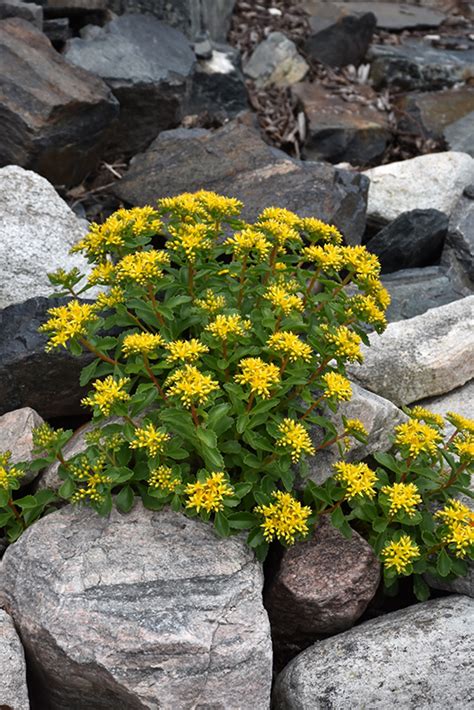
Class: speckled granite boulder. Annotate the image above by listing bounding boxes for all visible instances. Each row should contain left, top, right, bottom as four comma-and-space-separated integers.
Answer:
0, 609, 29, 709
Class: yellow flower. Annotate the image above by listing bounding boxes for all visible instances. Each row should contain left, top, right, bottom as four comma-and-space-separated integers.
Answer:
344, 418, 368, 439
168, 223, 213, 262
453, 434, 474, 461
159, 193, 205, 217
122, 332, 165, 357
129, 423, 170, 457
435, 499, 473, 526
225, 228, 272, 260
441, 521, 474, 558
258, 206, 301, 227
195, 290, 226, 313
267, 331, 313, 363
264, 284, 304, 315
235, 357, 280, 398
82, 376, 130, 416
185, 471, 234, 513
32, 423, 65, 451
380, 482, 422, 517
39, 300, 98, 350
348, 294, 387, 330
257, 219, 301, 248
87, 261, 115, 286
435, 499, 474, 557
382, 535, 420, 574
325, 325, 363, 363
343, 245, 381, 279
94, 286, 126, 310
409, 406, 444, 429
446, 412, 474, 435
394, 420, 441, 457
148, 465, 181, 492
255, 491, 311, 544
322, 372, 352, 402
166, 365, 219, 408
193, 191, 243, 219
165, 338, 209, 364
0, 451, 23, 489
276, 419, 315, 462
333, 461, 377, 500
302, 244, 344, 271
116, 250, 169, 285
365, 277, 391, 310
300, 218, 343, 244
69, 454, 112, 504
206, 314, 251, 340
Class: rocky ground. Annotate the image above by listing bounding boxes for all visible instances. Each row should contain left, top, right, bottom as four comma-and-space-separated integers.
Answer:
0, 0, 473, 708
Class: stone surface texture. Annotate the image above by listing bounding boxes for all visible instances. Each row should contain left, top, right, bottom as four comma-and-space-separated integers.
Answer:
348, 296, 474, 405
0, 297, 94, 419
265, 516, 380, 667
273, 595, 474, 709
0, 18, 118, 186
0, 504, 272, 710
363, 151, 474, 225
304, 12, 376, 68
445, 111, 474, 157
303, 1, 446, 31
65, 14, 195, 156
243, 32, 309, 88
446, 189, 474, 283
395, 88, 474, 144
0, 166, 93, 309
0, 407, 44, 485
0, 609, 30, 709
0, 0, 43, 27
114, 119, 369, 245
415, 379, 474, 436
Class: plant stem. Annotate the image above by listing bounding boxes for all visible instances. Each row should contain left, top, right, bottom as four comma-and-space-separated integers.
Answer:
147, 284, 165, 326
302, 268, 320, 307
320, 498, 343, 515
142, 355, 168, 402
237, 256, 247, 308
188, 264, 195, 299
431, 462, 469, 495
191, 403, 199, 427
300, 394, 324, 421
279, 356, 289, 376
246, 392, 255, 413
7, 499, 25, 528
79, 338, 118, 366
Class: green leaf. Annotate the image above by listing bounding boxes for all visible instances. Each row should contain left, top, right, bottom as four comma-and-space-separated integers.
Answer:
372, 517, 388, 533
160, 409, 196, 441
0, 490, 10, 507
436, 548, 452, 577
373, 452, 401, 474
247, 527, 265, 548
196, 428, 218, 449
15, 495, 39, 510
413, 575, 431, 602
228, 512, 257, 529
115, 486, 135, 513
170, 493, 182, 512
108, 467, 134, 484
331, 506, 345, 529
0, 510, 14, 527
214, 511, 230, 537
58, 478, 76, 499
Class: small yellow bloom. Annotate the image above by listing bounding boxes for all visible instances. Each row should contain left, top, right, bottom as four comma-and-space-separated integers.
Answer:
409, 406, 444, 429
166, 365, 219, 408
343, 245, 381, 280
300, 218, 343, 244
322, 372, 352, 402
394, 420, 441, 457
32, 423, 65, 451
195, 290, 226, 313
344, 419, 368, 439
267, 331, 313, 363
148, 465, 181, 492
129, 423, 170, 457
258, 206, 301, 227
255, 491, 311, 544
122, 332, 165, 357
441, 521, 474, 558
435, 499, 474, 558
94, 286, 125, 310
225, 228, 272, 260
165, 338, 209, 364
235, 357, 280, 398
116, 250, 169, 286
82, 376, 130, 416
257, 219, 302, 248
87, 261, 115, 286
168, 223, 212, 262
39, 300, 98, 351
435, 499, 473, 526
333, 461, 377, 500
380, 482, 422, 517
446, 412, 474, 435
264, 284, 304, 315
325, 325, 363, 363
206, 314, 251, 340
348, 294, 387, 330
453, 434, 474, 461
276, 418, 315, 462
382, 535, 420, 574
302, 244, 344, 271
0, 451, 23, 489
69, 454, 112, 504
185, 471, 234, 513
193, 190, 243, 218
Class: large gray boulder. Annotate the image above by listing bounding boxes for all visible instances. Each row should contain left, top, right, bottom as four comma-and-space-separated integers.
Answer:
0, 609, 30, 709
273, 595, 474, 709
0, 504, 273, 709
0, 166, 92, 310
65, 15, 195, 156
348, 296, 474, 405
0, 407, 44, 485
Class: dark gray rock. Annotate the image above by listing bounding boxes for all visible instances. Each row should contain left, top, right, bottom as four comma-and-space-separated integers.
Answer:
113, 119, 369, 245
304, 12, 376, 68
293, 82, 390, 166
0, 17, 118, 187
445, 110, 474, 157
273, 596, 474, 709
446, 189, 474, 283
304, 0, 447, 31
365, 209, 448, 273
65, 14, 195, 157
43, 16, 71, 42
0, 297, 93, 419
370, 40, 474, 91
0, 0, 42, 27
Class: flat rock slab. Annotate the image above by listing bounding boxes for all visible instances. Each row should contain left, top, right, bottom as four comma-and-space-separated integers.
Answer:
348, 295, 474, 405
0, 407, 44, 485
0, 504, 272, 709
395, 88, 474, 143
273, 595, 474, 709
0, 0, 43, 28
303, 1, 446, 31
0, 609, 30, 709
0, 165, 92, 309
363, 151, 474, 225
445, 111, 474, 157
0, 17, 118, 186
114, 119, 369, 245
243, 31, 309, 88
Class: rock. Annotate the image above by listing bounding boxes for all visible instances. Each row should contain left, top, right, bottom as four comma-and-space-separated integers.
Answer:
363, 151, 474, 226
47, 0, 107, 10
304, 12, 376, 68
0, 297, 94, 419
446, 189, 474, 283
445, 111, 474, 157
43, 16, 71, 42
113, 120, 369, 245
369, 40, 474, 91
0, 18, 118, 187
0, 165, 94, 309
318, 1, 446, 30
243, 32, 309, 88
305, 382, 407, 484
65, 14, 195, 157
382, 265, 471, 321
0, 0, 42, 27
265, 516, 380, 669
415, 379, 474, 435
0, 609, 30, 709
365, 209, 448, 273
293, 82, 390, 166
348, 296, 474, 405
185, 43, 248, 121
0, 503, 273, 709
0, 407, 45, 486
273, 595, 474, 709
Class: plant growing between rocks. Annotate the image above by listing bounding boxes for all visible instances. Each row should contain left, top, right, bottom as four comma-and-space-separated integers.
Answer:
0, 191, 472, 598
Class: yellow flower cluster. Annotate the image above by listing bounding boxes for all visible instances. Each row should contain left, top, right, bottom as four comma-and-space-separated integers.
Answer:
82, 376, 130, 416
129, 423, 170, 457
300, 217, 342, 244
409, 406, 444, 429
447, 412, 474, 434
122, 332, 165, 356
87, 261, 115, 286
267, 331, 313, 362
148, 465, 181, 492
32, 423, 65, 451
235, 357, 280, 398
255, 491, 311, 544
40, 300, 98, 350
453, 434, 474, 461
165, 339, 209, 364
277, 419, 315, 462
343, 245, 381, 280
257, 218, 301, 248
302, 244, 344, 271
381, 482, 422, 517
333, 461, 377, 499
160, 191, 242, 221
116, 250, 169, 285
382, 535, 420, 574
325, 325, 363, 363
166, 365, 219, 408
0, 451, 23, 489
68, 454, 111, 504
322, 372, 352, 402
195, 290, 226, 313
264, 283, 303, 315
206, 313, 251, 340
435, 500, 474, 557
168, 223, 212, 262
258, 206, 301, 227
348, 294, 387, 330
225, 228, 272, 260
95, 286, 125, 310
185, 471, 234, 513
344, 419, 368, 439
394, 420, 441, 457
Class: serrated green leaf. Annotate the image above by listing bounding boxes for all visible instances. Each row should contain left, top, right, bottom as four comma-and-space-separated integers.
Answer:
436, 548, 452, 577
115, 486, 135, 513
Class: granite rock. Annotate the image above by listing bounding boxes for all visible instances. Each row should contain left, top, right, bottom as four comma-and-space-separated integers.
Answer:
243, 32, 309, 88
0, 609, 30, 709
0, 407, 44, 485
446, 189, 474, 283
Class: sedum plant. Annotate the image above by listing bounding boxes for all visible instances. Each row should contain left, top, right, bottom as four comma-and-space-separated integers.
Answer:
0, 191, 472, 600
